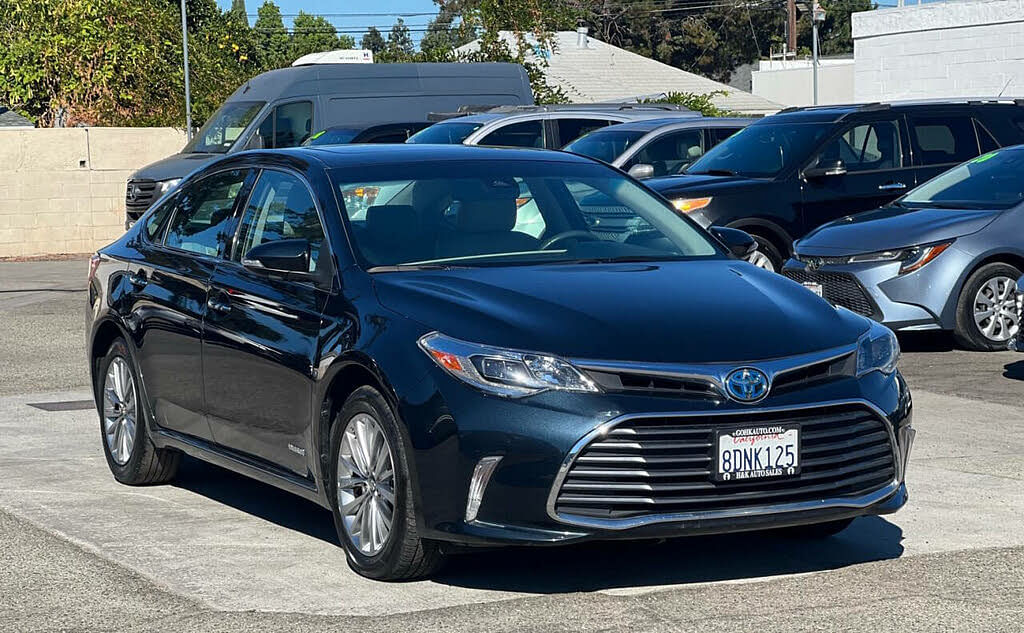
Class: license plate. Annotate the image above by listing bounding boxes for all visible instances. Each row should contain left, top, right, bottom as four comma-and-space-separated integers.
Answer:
714, 425, 800, 482
802, 282, 824, 298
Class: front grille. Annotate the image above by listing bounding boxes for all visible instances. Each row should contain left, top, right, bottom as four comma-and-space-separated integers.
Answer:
783, 269, 877, 318
125, 179, 158, 221
553, 404, 896, 520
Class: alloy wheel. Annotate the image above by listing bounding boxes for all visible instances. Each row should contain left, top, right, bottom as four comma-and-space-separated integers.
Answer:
747, 249, 776, 272
103, 357, 137, 465
973, 275, 1019, 342
336, 413, 396, 556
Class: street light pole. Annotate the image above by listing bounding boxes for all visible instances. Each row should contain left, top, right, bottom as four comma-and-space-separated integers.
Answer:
812, 1, 826, 106
180, 0, 193, 140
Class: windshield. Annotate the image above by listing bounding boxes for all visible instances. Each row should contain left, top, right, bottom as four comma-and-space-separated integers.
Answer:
183, 100, 265, 154
563, 129, 646, 163
303, 128, 360, 146
900, 149, 1024, 210
331, 161, 722, 269
685, 123, 829, 178
406, 121, 484, 144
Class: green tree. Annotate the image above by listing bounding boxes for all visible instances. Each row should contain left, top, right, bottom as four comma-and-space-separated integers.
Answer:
383, 18, 415, 62
253, 0, 289, 70
361, 26, 386, 55
228, 0, 247, 27
420, 2, 476, 59
290, 11, 340, 59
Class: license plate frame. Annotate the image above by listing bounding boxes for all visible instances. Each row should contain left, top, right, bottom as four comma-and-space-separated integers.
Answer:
802, 281, 824, 298
714, 424, 801, 483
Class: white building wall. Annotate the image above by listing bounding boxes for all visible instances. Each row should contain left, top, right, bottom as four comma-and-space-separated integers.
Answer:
751, 59, 855, 107
853, 0, 1024, 102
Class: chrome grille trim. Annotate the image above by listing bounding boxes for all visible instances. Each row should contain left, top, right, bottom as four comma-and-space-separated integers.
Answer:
546, 399, 901, 530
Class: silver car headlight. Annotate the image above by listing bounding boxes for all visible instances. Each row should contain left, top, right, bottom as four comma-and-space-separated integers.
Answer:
856, 320, 900, 376
418, 332, 599, 397
848, 241, 952, 274
157, 178, 181, 196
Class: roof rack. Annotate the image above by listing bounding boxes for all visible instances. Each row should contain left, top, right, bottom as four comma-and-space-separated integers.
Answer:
480, 103, 695, 114
778, 96, 1024, 119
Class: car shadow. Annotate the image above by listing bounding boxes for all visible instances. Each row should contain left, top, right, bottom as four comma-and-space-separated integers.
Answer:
171, 456, 339, 545
896, 331, 955, 353
1003, 360, 1024, 380
172, 457, 903, 593
434, 516, 904, 593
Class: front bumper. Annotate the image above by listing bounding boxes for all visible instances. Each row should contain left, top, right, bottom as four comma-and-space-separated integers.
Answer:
406, 366, 914, 546
782, 249, 972, 332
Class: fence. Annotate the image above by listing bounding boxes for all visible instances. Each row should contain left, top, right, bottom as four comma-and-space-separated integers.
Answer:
0, 127, 187, 258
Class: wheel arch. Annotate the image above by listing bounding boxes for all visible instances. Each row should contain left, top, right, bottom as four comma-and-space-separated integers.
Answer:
89, 318, 133, 399
724, 218, 794, 259
940, 250, 1024, 327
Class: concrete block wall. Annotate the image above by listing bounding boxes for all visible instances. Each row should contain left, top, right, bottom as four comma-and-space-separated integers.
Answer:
0, 127, 186, 258
853, 0, 1024, 102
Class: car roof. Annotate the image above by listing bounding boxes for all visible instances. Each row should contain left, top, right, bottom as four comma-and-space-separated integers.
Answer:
761, 98, 1024, 125
247, 144, 599, 168
589, 117, 757, 133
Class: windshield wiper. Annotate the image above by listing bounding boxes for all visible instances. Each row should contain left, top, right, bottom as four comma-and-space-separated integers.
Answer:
554, 255, 686, 265
367, 263, 466, 273
688, 168, 736, 177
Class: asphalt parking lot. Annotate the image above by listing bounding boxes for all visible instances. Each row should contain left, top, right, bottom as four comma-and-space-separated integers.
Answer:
2, 257, 1024, 632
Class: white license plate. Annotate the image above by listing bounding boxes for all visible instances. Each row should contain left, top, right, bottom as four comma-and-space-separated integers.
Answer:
714, 425, 800, 482
802, 282, 824, 298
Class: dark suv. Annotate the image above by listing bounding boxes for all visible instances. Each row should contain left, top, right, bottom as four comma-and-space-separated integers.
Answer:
646, 99, 1024, 271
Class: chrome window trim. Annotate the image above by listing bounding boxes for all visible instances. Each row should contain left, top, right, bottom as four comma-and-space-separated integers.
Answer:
545, 398, 902, 530
571, 342, 858, 402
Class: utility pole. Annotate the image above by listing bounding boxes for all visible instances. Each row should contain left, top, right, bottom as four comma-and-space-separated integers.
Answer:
180, 0, 193, 140
787, 0, 797, 57
812, 1, 826, 105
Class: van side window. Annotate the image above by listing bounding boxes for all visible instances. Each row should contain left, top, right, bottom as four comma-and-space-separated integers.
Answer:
910, 116, 977, 165
480, 121, 544, 148
253, 101, 314, 149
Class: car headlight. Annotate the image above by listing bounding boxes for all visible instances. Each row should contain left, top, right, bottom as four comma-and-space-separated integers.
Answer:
418, 332, 599, 397
848, 241, 952, 274
157, 178, 181, 195
670, 197, 712, 213
856, 320, 900, 376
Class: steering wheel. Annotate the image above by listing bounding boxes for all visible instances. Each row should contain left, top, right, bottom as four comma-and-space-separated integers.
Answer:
541, 230, 601, 250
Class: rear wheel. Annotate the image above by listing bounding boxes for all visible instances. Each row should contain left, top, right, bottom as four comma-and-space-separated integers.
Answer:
954, 263, 1021, 351
97, 338, 179, 485
328, 386, 445, 580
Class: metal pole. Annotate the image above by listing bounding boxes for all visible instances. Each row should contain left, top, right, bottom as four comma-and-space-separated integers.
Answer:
812, 20, 819, 105
180, 0, 193, 140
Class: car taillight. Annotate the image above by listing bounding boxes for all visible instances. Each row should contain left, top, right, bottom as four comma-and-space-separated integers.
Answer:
88, 253, 101, 283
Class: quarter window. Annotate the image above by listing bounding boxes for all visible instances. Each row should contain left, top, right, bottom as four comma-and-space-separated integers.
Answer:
555, 118, 613, 146
234, 171, 325, 273
163, 170, 248, 257
144, 193, 177, 242
910, 116, 977, 165
814, 121, 902, 172
479, 120, 544, 148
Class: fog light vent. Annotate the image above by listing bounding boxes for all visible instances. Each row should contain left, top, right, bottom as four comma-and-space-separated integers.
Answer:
465, 456, 503, 522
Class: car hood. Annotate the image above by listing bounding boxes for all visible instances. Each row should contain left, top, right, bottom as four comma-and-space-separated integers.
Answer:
796, 205, 1002, 256
373, 261, 868, 364
129, 152, 219, 181
646, 174, 770, 197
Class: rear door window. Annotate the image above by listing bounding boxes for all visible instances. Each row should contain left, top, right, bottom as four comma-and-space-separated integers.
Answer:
711, 127, 742, 144
910, 115, 978, 165
164, 170, 249, 257
554, 118, 614, 146
479, 120, 544, 148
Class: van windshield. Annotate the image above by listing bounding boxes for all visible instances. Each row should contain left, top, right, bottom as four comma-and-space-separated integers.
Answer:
184, 101, 265, 154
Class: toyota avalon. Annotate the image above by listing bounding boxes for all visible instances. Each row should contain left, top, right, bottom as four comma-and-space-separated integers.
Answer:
87, 145, 913, 580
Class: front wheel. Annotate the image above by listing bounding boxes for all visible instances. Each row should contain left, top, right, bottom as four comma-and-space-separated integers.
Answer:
745, 234, 783, 273
954, 263, 1022, 351
328, 386, 445, 580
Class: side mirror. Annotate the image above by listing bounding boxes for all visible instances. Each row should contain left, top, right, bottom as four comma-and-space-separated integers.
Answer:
242, 239, 310, 274
803, 159, 847, 180
627, 163, 655, 179
710, 226, 757, 259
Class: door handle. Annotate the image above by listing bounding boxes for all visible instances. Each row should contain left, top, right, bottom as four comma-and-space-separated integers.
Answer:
207, 293, 231, 314
878, 182, 906, 191
127, 270, 147, 287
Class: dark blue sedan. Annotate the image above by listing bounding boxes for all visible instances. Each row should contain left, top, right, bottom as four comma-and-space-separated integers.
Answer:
85, 145, 913, 580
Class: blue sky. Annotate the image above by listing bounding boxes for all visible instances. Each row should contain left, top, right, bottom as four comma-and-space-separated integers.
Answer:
216, 0, 440, 46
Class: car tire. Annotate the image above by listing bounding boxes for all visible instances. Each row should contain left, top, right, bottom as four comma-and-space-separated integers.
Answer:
953, 262, 1022, 351
328, 386, 445, 581
96, 338, 180, 485
777, 518, 854, 539
746, 234, 783, 273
